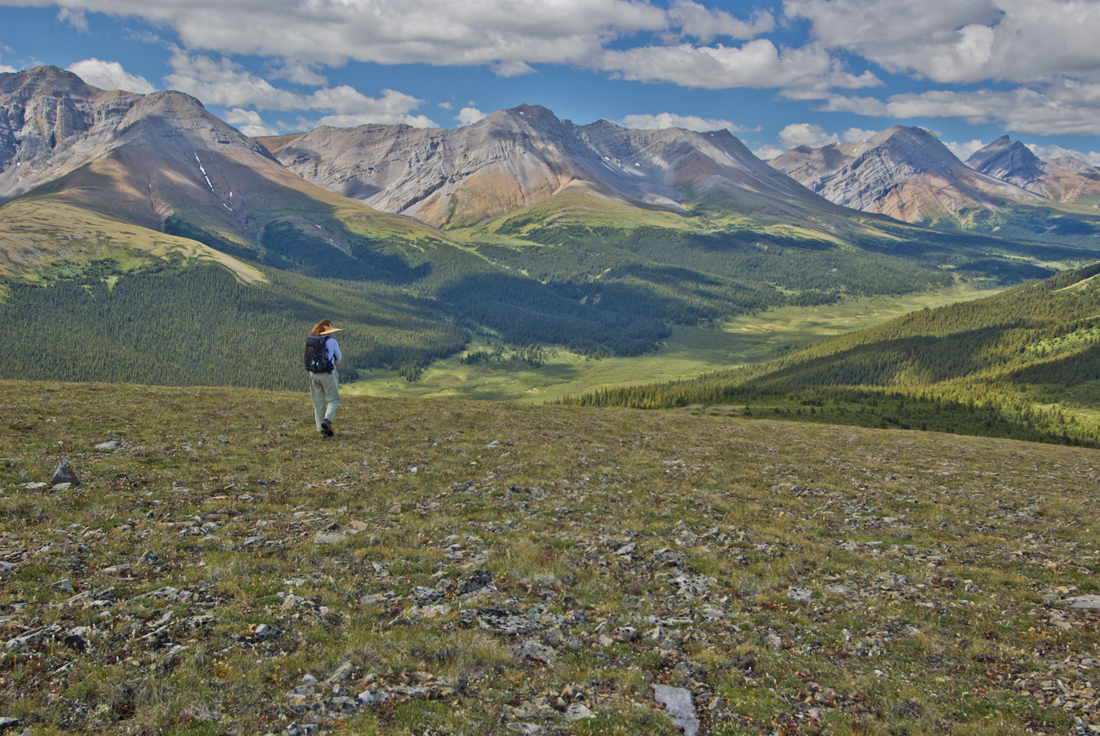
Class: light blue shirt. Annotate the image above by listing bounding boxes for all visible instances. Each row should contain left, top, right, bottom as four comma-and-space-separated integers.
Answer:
325, 337, 341, 365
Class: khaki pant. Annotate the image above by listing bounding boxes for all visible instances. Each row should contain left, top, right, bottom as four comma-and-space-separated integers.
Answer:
309, 370, 340, 431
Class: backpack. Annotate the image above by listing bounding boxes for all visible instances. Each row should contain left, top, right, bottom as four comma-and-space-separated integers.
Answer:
304, 335, 334, 373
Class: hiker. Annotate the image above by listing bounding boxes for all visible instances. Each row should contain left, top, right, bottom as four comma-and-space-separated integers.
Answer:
305, 320, 342, 437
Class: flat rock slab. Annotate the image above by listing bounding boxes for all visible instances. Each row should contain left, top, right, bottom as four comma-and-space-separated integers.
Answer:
1065, 595, 1100, 610
653, 685, 699, 736
313, 532, 346, 545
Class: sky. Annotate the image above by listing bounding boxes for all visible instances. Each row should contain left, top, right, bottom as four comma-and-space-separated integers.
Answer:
1, 0, 1098, 165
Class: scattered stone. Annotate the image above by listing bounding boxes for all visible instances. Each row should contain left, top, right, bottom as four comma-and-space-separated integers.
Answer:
51, 579, 74, 595
140, 551, 161, 564
324, 662, 354, 684
412, 586, 442, 603
0, 717, 20, 734
456, 570, 494, 595
163, 645, 187, 667
253, 624, 279, 639
654, 685, 699, 736
52, 482, 72, 491
94, 441, 121, 452
20, 482, 47, 490
614, 542, 637, 556
49, 459, 80, 487
312, 532, 346, 545
461, 605, 563, 635
787, 587, 813, 603
1064, 595, 1100, 610
357, 690, 389, 706
511, 640, 557, 665
360, 591, 396, 605
0, 562, 12, 576
563, 703, 595, 722
62, 631, 88, 652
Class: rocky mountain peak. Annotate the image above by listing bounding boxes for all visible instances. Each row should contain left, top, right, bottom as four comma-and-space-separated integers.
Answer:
769, 124, 1040, 224
966, 136, 1044, 188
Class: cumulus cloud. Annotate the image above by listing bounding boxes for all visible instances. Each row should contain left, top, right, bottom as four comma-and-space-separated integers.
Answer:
786, 0, 1100, 86
438, 101, 454, 110
223, 108, 278, 137
12, 0, 859, 94
166, 52, 437, 128
777, 123, 838, 148
619, 112, 754, 134
822, 79, 1100, 135
842, 127, 876, 142
753, 146, 787, 161
944, 139, 989, 160
68, 58, 156, 93
267, 61, 328, 87
667, 0, 775, 43
599, 39, 881, 91
491, 60, 535, 78
1026, 143, 1100, 168
56, 7, 88, 32
456, 107, 487, 126
598, 39, 880, 91
0, 64, 17, 74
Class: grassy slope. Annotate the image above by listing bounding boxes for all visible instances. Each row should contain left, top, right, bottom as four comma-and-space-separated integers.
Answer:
0, 380, 1096, 735
563, 263, 1100, 447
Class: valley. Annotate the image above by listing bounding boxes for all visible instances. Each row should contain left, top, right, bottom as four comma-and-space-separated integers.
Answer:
345, 279, 1007, 402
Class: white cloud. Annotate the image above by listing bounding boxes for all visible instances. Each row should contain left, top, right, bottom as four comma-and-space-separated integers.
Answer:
786, 0, 1100, 86
165, 52, 437, 128
456, 107, 487, 126
777, 122, 838, 148
491, 60, 535, 78
753, 146, 787, 160
841, 127, 876, 142
619, 112, 753, 134
68, 58, 156, 93
438, 101, 453, 110
13, 0, 859, 95
944, 139, 989, 160
56, 7, 88, 32
599, 39, 881, 91
0, 64, 17, 74
223, 108, 278, 137
1026, 143, 1100, 167
267, 61, 327, 87
822, 79, 1100, 135
667, 1, 775, 43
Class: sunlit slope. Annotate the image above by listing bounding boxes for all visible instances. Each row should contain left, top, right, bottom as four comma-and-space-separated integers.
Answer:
568, 262, 1100, 446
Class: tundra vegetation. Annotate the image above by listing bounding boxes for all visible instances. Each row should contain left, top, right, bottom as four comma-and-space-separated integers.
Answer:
0, 381, 1097, 735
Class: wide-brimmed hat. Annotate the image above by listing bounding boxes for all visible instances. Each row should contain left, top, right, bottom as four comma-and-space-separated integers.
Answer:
319, 326, 343, 335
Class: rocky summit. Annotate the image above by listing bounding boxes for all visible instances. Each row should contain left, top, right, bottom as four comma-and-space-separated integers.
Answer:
967, 136, 1100, 206
258, 104, 827, 228
768, 126, 1039, 226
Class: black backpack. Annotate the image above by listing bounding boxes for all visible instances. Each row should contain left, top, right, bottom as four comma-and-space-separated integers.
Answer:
304, 335, 334, 373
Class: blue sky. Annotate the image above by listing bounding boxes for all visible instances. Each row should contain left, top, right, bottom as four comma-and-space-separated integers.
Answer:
1, 0, 1098, 164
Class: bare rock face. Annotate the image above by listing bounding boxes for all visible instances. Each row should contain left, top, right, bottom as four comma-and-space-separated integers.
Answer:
259, 104, 824, 227
769, 126, 1040, 225
965, 136, 1046, 190
0, 66, 277, 210
967, 136, 1100, 206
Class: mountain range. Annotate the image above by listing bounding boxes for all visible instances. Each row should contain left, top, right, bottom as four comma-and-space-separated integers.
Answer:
257, 104, 828, 229
1, 65, 1098, 391
769, 127, 1100, 243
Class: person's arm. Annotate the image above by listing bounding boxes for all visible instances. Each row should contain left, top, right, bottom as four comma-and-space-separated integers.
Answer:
330, 338, 342, 366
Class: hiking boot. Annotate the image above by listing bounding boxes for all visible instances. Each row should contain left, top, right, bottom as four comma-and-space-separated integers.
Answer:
321, 419, 334, 438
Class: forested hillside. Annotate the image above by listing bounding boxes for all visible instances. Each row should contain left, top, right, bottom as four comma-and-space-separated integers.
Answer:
563, 262, 1100, 447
